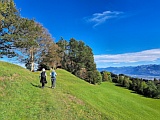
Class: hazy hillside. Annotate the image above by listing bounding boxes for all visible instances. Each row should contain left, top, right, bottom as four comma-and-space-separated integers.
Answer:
98, 64, 160, 80
0, 61, 160, 120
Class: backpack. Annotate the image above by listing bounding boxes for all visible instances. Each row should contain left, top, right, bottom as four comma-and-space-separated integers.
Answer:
51, 71, 56, 78
41, 71, 46, 79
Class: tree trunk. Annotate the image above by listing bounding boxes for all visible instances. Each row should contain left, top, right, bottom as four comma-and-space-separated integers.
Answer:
31, 61, 34, 72
30, 48, 34, 72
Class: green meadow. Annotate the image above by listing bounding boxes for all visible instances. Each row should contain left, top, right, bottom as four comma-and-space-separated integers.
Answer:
0, 61, 160, 120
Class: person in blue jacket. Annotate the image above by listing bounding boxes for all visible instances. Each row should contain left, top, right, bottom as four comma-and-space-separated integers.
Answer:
50, 69, 57, 88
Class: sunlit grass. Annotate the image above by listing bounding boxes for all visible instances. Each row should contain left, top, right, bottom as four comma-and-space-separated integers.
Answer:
0, 61, 160, 120
56, 69, 160, 120
0, 61, 106, 120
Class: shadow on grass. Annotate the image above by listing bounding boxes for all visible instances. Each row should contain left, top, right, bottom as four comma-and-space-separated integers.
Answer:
130, 91, 137, 94
30, 83, 52, 89
115, 83, 123, 87
30, 83, 42, 88
114, 83, 150, 98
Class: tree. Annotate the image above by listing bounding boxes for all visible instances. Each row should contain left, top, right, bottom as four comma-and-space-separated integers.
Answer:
56, 38, 69, 69
118, 75, 124, 85
101, 71, 112, 82
94, 70, 102, 84
39, 42, 61, 69
0, 1, 54, 72
68, 38, 79, 74
82, 45, 97, 83
74, 40, 89, 79
76, 40, 86, 67
36, 25, 60, 71
123, 76, 130, 88
145, 81, 157, 98
14, 18, 43, 71
156, 84, 160, 98
139, 81, 148, 94
0, 0, 20, 58
130, 78, 140, 91
57, 38, 100, 84
84, 45, 96, 71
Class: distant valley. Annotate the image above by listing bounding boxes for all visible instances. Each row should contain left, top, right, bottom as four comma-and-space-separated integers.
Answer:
98, 64, 160, 80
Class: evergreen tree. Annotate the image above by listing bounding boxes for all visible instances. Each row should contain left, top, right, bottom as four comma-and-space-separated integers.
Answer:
84, 45, 96, 71
57, 38, 100, 84
0, 0, 20, 58
74, 41, 87, 79
68, 38, 79, 74
94, 70, 102, 84
56, 38, 69, 69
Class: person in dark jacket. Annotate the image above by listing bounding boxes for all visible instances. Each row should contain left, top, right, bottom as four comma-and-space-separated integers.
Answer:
40, 68, 47, 88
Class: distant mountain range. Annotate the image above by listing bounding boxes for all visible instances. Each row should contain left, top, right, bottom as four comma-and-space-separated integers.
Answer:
98, 64, 160, 80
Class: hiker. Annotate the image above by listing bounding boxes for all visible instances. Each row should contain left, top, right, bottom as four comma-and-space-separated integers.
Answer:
40, 68, 47, 88
50, 69, 57, 88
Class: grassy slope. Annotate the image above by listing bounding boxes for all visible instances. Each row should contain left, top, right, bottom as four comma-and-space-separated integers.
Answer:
0, 61, 160, 120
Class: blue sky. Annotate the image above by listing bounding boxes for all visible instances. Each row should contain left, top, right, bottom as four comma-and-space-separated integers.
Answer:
2, 0, 160, 68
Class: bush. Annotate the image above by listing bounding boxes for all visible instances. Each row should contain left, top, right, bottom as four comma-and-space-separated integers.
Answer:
101, 71, 112, 82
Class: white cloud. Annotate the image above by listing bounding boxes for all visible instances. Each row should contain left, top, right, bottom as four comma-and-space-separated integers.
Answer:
86, 10, 123, 27
94, 49, 160, 64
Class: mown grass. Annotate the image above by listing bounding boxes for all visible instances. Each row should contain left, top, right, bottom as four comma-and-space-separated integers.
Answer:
0, 61, 160, 120
56, 69, 160, 120
0, 61, 106, 120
